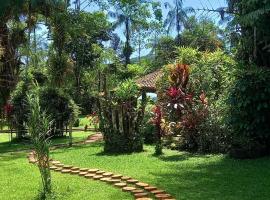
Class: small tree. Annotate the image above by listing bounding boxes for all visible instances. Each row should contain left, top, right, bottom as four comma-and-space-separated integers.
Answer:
26, 90, 52, 198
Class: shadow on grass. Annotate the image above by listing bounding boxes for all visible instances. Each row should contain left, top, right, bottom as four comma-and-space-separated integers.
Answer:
159, 152, 215, 162
151, 155, 270, 200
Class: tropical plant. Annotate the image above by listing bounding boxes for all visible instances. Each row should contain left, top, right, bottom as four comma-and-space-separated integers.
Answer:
228, 66, 270, 158
108, 0, 151, 66
26, 89, 52, 199
164, 0, 193, 39
180, 16, 225, 52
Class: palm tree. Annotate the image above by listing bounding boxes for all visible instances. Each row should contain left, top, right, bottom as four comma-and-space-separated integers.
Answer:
164, 0, 193, 40
109, 9, 133, 66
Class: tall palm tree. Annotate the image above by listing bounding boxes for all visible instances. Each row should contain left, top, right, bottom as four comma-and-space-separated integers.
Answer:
164, 0, 193, 40
109, 9, 133, 66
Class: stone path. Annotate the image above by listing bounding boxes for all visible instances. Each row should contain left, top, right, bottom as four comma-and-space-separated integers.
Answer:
27, 133, 175, 200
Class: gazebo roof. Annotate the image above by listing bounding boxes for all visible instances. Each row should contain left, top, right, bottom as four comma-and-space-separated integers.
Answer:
136, 70, 162, 92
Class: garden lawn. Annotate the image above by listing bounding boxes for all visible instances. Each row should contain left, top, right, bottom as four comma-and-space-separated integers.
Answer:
1, 139, 270, 199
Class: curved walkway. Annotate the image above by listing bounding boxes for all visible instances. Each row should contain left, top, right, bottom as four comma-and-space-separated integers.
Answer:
27, 134, 175, 200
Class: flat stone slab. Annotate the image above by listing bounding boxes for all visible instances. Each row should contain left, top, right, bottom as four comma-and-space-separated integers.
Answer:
122, 186, 136, 192
79, 172, 88, 176
108, 179, 121, 184
71, 167, 79, 170
88, 169, 99, 173
61, 169, 71, 173
127, 179, 139, 184
100, 177, 111, 182
134, 193, 148, 198
103, 172, 113, 177
121, 176, 131, 180
114, 182, 127, 188
136, 182, 149, 188
51, 161, 61, 165
96, 170, 105, 175
151, 190, 165, 195
49, 166, 58, 170
155, 194, 172, 199
112, 174, 122, 179
70, 170, 80, 174
144, 186, 157, 191
79, 168, 89, 172
55, 163, 64, 167
54, 168, 62, 172
131, 189, 145, 194
136, 198, 153, 200
63, 165, 73, 169
93, 175, 103, 180
85, 174, 95, 179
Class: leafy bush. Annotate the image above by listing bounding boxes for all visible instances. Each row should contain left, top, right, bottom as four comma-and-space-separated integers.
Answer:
141, 103, 156, 144
177, 47, 201, 65
114, 79, 140, 101
39, 87, 77, 136
189, 50, 236, 101
228, 66, 270, 158
126, 64, 148, 78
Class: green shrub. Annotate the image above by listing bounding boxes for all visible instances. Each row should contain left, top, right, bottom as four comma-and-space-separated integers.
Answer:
228, 66, 270, 158
141, 103, 156, 144
177, 47, 201, 65
114, 79, 140, 101
39, 87, 76, 137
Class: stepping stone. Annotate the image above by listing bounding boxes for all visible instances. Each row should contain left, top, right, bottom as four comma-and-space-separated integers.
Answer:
127, 179, 139, 184
136, 182, 149, 188
93, 175, 103, 180
49, 166, 58, 170
121, 176, 131, 181
100, 177, 111, 182
63, 165, 73, 169
134, 193, 148, 198
122, 186, 136, 192
151, 190, 165, 195
163, 199, 176, 200
114, 182, 127, 188
51, 161, 61, 165
155, 194, 172, 199
70, 170, 80, 174
108, 179, 121, 184
80, 168, 89, 172
61, 169, 71, 173
103, 172, 113, 177
71, 167, 79, 170
145, 186, 157, 191
88, 169, 99, 173
131, 189, 145, 194
54, 168, 62, 172
96, 170, 105, 175
85, 174, 95, 179
79, 172, 88, 176
136, 198, 153, 200
112, 174, 122, 179
55, 163, 64, 167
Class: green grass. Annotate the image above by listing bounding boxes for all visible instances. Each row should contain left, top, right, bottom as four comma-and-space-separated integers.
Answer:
1, 138, 270, 200
0, 131, 93, 153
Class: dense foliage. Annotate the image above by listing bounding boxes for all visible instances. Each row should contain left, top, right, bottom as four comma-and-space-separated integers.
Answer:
228, 67, 270, 158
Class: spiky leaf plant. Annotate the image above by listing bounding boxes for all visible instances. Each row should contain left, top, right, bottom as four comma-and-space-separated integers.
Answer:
26, 88, 52, 198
